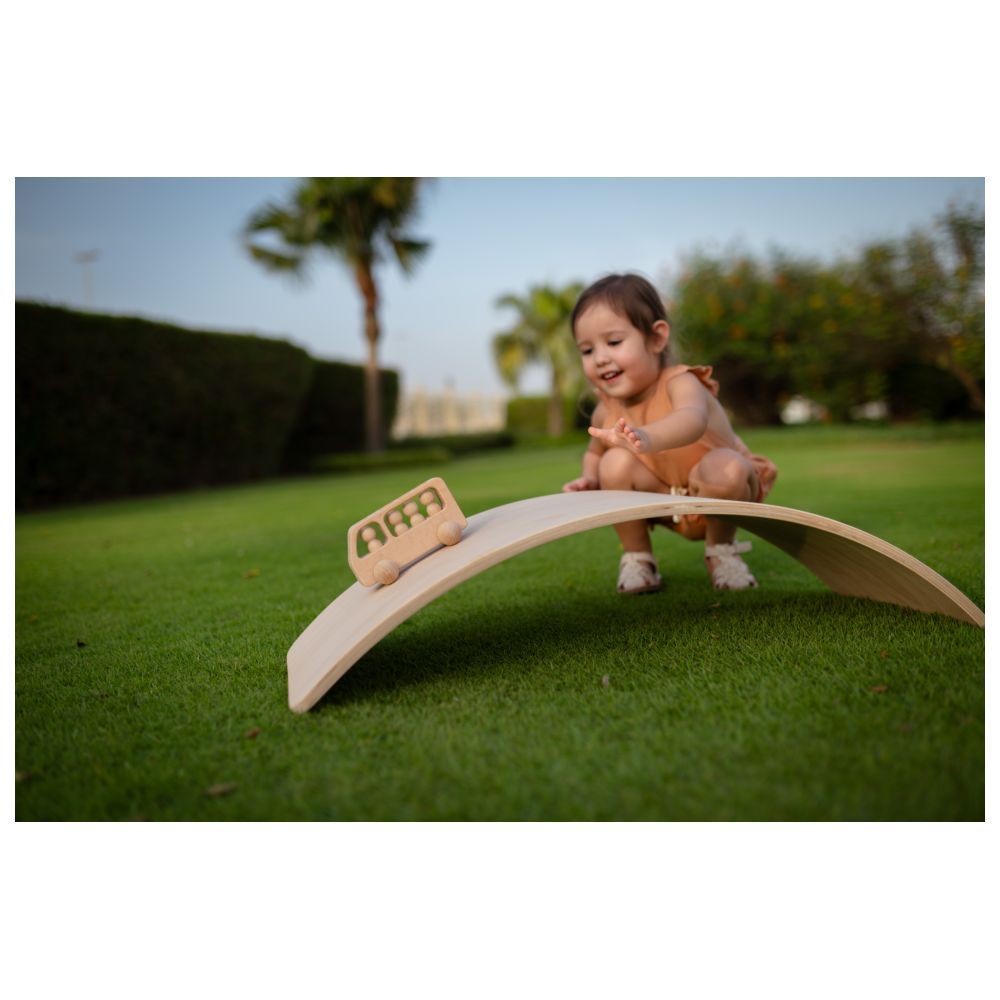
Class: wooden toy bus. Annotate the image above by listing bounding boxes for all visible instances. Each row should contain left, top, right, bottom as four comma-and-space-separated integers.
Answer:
347, 477, 468, 587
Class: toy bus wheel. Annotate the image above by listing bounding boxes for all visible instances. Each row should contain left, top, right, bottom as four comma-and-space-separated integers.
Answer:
437, 521, 462, 546
373, 559, 400, 586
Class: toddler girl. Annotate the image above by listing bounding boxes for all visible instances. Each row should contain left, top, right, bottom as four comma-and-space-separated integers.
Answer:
562, 273, 777, 594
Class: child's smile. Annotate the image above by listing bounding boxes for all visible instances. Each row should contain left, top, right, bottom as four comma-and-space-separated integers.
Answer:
574, 301, 667, 405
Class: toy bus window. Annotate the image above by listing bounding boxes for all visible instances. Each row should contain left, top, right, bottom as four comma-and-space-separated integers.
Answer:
382, 488, 445, 537
356, 521, 388, 559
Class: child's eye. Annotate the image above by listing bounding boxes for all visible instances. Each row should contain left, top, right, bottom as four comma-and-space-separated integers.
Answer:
608, 340, 621, 347
580, 347, 592, 356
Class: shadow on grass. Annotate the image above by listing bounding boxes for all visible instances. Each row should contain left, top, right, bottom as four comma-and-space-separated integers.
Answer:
312, 587, 934, 711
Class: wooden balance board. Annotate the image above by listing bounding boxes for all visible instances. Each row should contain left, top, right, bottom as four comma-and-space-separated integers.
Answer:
287, 489, 984, 713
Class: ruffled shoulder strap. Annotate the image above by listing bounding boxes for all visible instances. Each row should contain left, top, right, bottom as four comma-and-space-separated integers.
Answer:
663, 363, 719, 398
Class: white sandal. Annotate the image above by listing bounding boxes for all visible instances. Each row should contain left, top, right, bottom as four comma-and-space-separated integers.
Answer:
704, 541, 758, 590
617, 552, 663, 595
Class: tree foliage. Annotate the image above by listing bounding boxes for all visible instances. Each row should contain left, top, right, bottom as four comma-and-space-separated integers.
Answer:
492, 282, 584, 436
669, 204, 983, 424
244, 178, 430, 452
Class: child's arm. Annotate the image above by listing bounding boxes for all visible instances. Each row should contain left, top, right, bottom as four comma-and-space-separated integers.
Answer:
587, 373, 709, 455
563, 403, 607, 491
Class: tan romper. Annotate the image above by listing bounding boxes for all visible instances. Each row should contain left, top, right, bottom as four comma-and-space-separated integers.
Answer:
596, 364, 777, 540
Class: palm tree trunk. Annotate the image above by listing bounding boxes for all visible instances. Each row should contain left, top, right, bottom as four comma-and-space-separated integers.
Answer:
548, 368, 563, 437
355, 262, 383, 453
365, 329, 381, 452
939, 339, 985, 414
946, 359, 985, 414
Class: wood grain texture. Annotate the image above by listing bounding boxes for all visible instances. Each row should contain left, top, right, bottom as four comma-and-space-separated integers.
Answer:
287, 490, 983, 712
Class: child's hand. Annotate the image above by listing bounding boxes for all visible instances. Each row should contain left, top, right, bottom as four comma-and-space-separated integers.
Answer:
588, 419, 651, 454
562, 476, 600, 492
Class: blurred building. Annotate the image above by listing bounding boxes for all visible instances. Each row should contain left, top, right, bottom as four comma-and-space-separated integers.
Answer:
391, 386, 507, 440
780, 396, 829, 425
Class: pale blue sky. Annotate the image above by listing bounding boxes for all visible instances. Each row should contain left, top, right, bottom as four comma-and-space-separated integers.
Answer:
15, 177, 984, 395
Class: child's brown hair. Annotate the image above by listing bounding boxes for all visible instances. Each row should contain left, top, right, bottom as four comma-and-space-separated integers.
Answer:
570, 272, 672, 365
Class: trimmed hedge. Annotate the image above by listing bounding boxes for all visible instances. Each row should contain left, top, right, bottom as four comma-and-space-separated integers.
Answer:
16, 302, 398, 508
310, 432, 515, 477
390, 431, 515, 456
282, 360, 399, 472
311, 448, 452, 475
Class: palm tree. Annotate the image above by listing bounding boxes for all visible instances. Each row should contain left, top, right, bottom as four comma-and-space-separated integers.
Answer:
244, 178, 430, 452
492, 282, 583, 436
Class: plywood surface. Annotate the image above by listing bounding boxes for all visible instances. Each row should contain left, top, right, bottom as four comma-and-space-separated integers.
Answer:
287, 491, 983, 712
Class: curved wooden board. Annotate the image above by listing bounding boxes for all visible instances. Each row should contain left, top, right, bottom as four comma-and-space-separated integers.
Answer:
287, 491, 983, 712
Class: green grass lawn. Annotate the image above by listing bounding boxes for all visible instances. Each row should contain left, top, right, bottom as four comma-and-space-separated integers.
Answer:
15, 424, 984, 821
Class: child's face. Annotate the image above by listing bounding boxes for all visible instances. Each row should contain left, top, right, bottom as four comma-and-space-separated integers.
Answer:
574, 301, 668, 403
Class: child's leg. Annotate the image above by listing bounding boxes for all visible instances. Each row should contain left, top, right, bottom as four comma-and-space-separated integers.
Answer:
688, 448, 758, 543
688, 449, 760, 588
598, 447, 668, 553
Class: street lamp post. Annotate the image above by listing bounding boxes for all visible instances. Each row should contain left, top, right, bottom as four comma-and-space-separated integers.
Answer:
74, 249, 100, 308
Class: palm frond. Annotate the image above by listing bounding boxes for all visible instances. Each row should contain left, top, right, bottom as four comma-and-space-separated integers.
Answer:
492, 330, 536, 388
495, 292, 529, 313
243, 202, 288, 233
244, 241, 307, 277
244, 204, 309, 246
389, 237, 432, 274
490, 281, 584, 398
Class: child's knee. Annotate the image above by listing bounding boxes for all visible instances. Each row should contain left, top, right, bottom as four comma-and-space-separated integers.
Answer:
598, 447, 640, 488
689, 449, 756, 500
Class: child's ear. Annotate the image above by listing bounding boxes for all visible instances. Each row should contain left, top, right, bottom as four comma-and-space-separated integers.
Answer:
649, 319, 670, 354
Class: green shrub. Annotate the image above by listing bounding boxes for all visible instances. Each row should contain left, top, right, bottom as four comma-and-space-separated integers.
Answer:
311, 448, 451, 474
15, 302, 399, 508
282, 360, 399, 472
390, 431, 515, 455
886, 363, 978, 422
